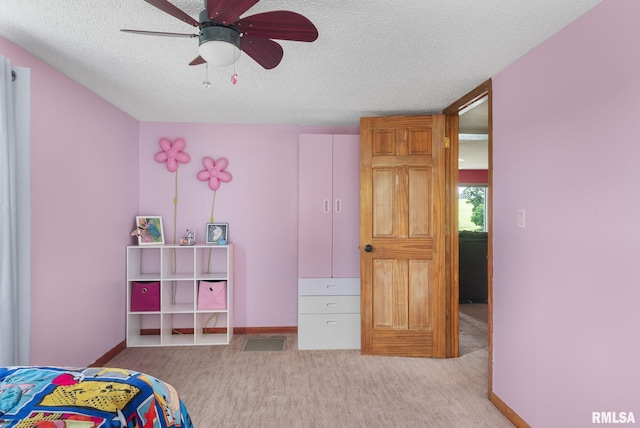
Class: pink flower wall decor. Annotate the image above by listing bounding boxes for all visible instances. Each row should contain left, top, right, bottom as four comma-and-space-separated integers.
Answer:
154, 137, 191, 172
197, 157, 233, 191
197, 156, 233, 271
153, 137, 191, 245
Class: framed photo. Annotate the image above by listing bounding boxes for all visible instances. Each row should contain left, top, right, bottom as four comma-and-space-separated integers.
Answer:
135, 216, 164, 245
206, 223, 228, 244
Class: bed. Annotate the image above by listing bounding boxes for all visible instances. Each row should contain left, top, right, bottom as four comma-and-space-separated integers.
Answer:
0, 366, 194, 427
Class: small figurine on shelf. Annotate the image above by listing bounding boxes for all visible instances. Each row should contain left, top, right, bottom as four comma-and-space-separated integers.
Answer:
180, 229, 196, 246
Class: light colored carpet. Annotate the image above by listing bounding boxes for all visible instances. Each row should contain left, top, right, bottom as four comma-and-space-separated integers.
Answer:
106, 303, 512, 427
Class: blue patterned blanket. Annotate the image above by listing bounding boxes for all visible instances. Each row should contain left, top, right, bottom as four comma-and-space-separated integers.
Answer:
0, 366, 194, 427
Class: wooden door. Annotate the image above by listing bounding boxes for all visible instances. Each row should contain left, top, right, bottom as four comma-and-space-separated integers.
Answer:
360, 115, 447, 357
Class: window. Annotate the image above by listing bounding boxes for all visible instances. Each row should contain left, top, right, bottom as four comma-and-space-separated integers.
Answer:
458, 185, 488, 231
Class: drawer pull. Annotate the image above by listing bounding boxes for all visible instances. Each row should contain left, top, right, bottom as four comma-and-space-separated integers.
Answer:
326, 303, 339, 308
326, 284, 339, 289
326, 320, 339, 326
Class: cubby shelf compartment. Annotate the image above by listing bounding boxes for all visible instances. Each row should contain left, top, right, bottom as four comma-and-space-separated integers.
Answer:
126, 244, 233, 347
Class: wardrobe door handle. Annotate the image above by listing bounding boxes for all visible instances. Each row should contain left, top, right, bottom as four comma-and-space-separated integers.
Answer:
323, 199, 330, 213
335, 199, 342, 213
364, 244, 373, 252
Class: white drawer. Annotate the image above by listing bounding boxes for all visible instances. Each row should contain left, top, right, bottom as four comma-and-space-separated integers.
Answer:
298, 277, 360, 296
299, 295, 360, 314
298, 313, 361, 350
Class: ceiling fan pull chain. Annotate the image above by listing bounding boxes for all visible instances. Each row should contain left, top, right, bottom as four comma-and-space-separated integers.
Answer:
231, 62, 238, 85
203, 63, 211, 88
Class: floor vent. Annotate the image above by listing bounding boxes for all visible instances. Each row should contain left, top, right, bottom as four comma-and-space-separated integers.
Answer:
242, 337, 286, 352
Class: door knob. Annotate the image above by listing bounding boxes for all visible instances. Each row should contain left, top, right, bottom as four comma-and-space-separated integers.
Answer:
364, 244, 373, 252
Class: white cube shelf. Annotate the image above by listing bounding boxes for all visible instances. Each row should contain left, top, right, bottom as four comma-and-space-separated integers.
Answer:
126, 244, 233, 347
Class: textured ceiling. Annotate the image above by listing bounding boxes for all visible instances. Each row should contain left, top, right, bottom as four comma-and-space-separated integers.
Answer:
0, 0, 602, 127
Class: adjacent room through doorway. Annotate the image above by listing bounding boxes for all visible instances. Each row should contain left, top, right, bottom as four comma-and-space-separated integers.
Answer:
458, 95, 489, 353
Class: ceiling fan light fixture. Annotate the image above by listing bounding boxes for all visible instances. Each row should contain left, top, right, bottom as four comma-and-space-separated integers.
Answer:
198, 26, 241, 66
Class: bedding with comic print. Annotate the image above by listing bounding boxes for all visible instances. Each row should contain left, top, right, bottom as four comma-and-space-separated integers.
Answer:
0, 366, 194, 427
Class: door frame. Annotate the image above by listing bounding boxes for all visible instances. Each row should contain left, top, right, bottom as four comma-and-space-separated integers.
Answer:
442, 80, 493, 393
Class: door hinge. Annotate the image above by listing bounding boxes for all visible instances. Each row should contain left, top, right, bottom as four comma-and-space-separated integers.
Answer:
444, 137, 450, 149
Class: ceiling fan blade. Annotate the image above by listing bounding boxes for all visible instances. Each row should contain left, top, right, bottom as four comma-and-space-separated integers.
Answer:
207, 0, 259, 25
189, 56, 206, 66
143, 0, 200, 27
240, 36, 283, 69
235, 11, 318, 42
120, 29, 197, 38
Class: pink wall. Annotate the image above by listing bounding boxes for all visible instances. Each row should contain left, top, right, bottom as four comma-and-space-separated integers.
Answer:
492, 1, 640, 425
0, 37, 140, 366
139, 123, 357, 328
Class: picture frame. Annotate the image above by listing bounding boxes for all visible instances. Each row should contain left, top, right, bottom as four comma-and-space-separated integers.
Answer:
135, 216, 165, 245
206, 223, 228, 244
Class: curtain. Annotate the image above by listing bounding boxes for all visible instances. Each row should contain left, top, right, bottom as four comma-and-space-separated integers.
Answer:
0, 55, 31, 366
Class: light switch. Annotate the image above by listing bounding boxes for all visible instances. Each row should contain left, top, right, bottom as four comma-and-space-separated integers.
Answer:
517, 209, 526, 228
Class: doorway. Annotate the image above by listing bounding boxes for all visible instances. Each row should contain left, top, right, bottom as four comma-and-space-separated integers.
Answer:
457, 96, 489, 355
443, 81, 492, 391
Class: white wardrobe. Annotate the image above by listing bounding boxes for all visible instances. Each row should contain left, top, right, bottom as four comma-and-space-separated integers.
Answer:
297, 134, 361, 350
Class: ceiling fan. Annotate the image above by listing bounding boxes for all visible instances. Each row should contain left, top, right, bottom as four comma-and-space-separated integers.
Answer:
121, 0, 318, 70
